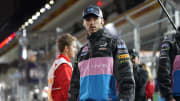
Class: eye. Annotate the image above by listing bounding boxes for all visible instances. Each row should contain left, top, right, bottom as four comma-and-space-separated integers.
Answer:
85, 17, 91, 21
85, 15, 98, 21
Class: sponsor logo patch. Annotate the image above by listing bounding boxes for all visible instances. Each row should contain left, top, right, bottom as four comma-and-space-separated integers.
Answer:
120, 60, 129, 63
80, 52, 87, 56
99, 42, 107, 47
98, 48, 107, 50
118, 54, 130, 59
82, 46, 88, 52
118, 50, 128, 54
117, 44, 126, 48
161, 43, 169, 48
48, 78, 53, 84
160, 51, 167, 56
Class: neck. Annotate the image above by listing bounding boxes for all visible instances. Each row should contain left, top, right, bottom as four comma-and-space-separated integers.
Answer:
61, 52, 69, 59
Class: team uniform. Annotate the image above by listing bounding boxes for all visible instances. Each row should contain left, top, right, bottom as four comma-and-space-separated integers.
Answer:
48, 54, 72, 101
68, 29, 135, 101
158, 33, 180, 100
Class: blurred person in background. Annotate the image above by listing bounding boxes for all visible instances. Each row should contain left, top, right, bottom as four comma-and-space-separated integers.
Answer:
158, 30, 180, 101
48, 33, 77, 101
32, 93, 40, 101
68, 5, 135, 101
141, 63, 155, 101
128, 49, 148, 101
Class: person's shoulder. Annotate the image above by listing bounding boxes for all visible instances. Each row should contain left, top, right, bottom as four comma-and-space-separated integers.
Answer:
103, 29, 127, 47
103, 32, 124, 43
160, 32, 176, 50
163, 31, 176, 43
103, 29, 118, 39
80, 43, 88, 50
138, 67, 148, 75
59, 63, 72, 70
77, 43, 88, 55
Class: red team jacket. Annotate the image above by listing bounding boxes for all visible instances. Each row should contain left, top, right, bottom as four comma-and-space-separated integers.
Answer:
48, 54, 72, 101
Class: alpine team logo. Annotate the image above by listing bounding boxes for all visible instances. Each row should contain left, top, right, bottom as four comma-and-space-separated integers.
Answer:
82, 46, 88, 52
117, 44, 126, 48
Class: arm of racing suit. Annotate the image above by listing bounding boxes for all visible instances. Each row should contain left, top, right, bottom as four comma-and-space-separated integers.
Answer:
138, 67, 148, 96
113, 39, 135, 101
68, 53, 80, 101
157, 40, 174, 100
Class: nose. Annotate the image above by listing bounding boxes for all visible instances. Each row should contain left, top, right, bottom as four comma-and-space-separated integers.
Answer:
89, 18, 95, 25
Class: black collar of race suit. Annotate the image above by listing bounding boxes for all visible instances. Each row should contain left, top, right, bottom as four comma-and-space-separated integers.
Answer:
87, 28, 104, 42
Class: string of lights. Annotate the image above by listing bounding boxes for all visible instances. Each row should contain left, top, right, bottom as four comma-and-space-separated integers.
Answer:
18, 0, 55, 31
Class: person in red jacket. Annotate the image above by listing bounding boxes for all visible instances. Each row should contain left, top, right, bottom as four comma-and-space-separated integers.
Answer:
48, 33, 77, 101
141, 63, 155, 101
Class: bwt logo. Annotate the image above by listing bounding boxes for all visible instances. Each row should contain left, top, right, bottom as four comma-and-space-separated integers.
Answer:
89, 63, 110, 69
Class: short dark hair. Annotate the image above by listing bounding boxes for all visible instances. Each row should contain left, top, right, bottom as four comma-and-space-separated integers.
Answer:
57, 33, 76, 53
128, 49, 139, 59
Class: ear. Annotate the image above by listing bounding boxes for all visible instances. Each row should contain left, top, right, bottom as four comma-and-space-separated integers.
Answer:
83, 20, 86, 27
64, 45, 69, 53
101, 18, 104, 25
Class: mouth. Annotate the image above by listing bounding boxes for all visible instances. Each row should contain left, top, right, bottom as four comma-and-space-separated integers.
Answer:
90, 26, 96, 29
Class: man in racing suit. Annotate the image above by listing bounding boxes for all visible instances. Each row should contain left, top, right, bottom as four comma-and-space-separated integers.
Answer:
68, 5, 135, 101
158, 31, 180, 101
48, 34, 77, 101
128, 49, 148, 101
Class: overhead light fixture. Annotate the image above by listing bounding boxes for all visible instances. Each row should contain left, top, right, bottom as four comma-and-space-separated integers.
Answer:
32, 15, 38, 20
36, 12, 41, 17
17, 0, 55, 32
28, 19, 34, 24
22, 47, 28, 60
45, 4, 51, 10
40, 8, 46, 13
0, 32, 16, 49
56, 27, 63, 33
21, 25, 25, 29
50, 0, 54, 5
25, 22, 29, 26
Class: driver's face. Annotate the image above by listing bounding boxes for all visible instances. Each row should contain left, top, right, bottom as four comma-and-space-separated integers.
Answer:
83, 15, 104, 35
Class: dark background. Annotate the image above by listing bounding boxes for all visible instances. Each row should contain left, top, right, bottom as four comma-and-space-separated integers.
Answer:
0, 0, 49, 43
